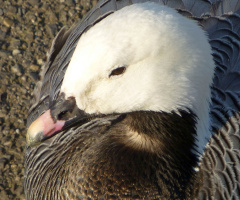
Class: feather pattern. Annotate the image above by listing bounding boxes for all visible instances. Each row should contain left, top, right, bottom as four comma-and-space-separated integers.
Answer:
25, 0, 240, 199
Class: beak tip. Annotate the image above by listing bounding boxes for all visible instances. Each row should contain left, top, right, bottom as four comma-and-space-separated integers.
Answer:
26, 127, 44, 147
26, 114, 45, 146
26, 109, 65, 146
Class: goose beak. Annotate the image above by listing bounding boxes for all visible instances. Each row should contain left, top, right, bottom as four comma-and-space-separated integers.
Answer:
26, 93, 91, 147
26, 109, 65, 146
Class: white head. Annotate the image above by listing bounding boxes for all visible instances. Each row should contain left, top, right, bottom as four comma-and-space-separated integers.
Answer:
61, 3, 215, 157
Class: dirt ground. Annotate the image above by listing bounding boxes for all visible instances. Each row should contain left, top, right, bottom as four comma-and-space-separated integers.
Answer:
0, 0, 95, 199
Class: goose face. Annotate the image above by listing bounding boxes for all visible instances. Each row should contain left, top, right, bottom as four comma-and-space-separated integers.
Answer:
61, 3, 214, 116
27, 3, 215, 155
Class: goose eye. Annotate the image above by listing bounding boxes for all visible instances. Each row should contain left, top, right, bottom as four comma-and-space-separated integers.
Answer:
109, 66, 126, 77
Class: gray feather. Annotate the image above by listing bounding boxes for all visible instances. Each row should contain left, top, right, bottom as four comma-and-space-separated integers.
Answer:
25, 0, 240, 199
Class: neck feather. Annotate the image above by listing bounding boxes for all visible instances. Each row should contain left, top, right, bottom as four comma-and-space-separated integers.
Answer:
98, 110, 201, 198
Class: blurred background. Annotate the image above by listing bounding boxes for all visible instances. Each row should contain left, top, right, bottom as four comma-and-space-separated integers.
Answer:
0, 0, 96, 199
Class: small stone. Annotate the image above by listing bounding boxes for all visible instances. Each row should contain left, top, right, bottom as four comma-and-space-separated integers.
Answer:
81, 9, 87, 16
29, 0, 40, 6
18, 8, 22, 17
12, 49, 21, 56
11, 65, 23, 76
14, 176, 20, 182
47, 11, 58, 22
30, 64, 40, 72
0, 188, 8, 199
0, 29, 7, 40
0, 113, 5, 118
46, 24, 58, 38
8, 6, 17, 14
0, 147, 6, 155
37, 58, 43, 65
11, 164, 17, 169
0, 8, 3, 16
4, 154, 12, 161
3, 18, 14, 27
59, 10, 67, 22
31, 16, 37, 23
22, 7, 26, 15
23, 60, 31, 67
22, 42, 28, 49
65, 0, 74, 6
14, 185, 24, 196
10, 39, 21, 48
0, 50, 11, 58
29, 72, 39, 81
20, 87, 27, 94
92, 0, 98, 6
1, 25, 9, 33
25, 32, 34, 41
0, 92, 7, 104
21, 76, 26, 82
3, 141, 12, 147
68, 9, 75, 17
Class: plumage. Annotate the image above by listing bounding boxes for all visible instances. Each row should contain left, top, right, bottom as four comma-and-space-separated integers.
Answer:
24, 0, 240, 199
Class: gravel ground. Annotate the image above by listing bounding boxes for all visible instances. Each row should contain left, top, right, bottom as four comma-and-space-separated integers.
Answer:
0, 0, 95, 199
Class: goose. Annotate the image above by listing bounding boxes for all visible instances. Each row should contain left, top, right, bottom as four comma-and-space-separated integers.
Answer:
24, 0, 240, 199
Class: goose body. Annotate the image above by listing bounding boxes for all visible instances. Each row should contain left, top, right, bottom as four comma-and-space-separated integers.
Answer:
24, 0, 240, 199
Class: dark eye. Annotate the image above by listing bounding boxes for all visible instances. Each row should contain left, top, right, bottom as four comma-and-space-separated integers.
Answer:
109, 66, 126, 77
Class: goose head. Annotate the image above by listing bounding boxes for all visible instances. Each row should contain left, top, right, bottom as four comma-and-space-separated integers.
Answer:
27, 3, 215, 159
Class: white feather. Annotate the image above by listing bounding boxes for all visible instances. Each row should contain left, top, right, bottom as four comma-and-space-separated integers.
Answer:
61, 3, 215, 158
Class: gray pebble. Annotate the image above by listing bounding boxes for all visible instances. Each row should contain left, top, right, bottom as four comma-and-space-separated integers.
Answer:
0, 8, 3, 16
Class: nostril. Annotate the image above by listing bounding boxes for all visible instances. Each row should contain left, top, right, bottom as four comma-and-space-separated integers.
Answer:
50, 93, 77, 121
57, 111, 68, 120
